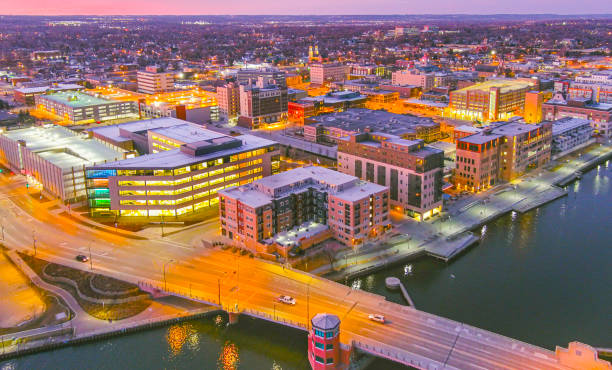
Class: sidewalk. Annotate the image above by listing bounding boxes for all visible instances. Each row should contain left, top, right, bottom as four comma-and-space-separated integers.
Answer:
2, 249, 217, 360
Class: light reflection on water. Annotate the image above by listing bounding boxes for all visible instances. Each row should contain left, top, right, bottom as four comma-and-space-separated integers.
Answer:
218, 341, 240, 370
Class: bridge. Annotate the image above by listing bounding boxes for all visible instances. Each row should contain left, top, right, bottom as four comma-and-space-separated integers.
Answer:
136, 250, 590, 370
0, 174, 608, 369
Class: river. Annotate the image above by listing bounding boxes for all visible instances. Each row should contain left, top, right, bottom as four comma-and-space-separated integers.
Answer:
2, 160, 610, 370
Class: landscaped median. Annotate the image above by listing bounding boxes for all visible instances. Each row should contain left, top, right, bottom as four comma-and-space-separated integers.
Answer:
18, 252, 152, 320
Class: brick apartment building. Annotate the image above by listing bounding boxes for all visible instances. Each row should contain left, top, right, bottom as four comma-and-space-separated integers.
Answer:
218, 166, 390, 254
337, 132, 444, 220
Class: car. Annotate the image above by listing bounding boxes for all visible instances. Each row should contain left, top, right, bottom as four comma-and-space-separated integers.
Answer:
368, 314, 385, 323
76, 254, 89, 262
278, 295, 296, 305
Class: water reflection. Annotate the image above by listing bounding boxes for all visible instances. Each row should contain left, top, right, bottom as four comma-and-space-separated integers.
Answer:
166, 323, 198, 356
218, 341, 240, 370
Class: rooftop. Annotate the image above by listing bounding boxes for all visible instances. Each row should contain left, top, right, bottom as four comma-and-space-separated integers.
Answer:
2, 125, 126, 172
311, 313, 340, 330
87, 117, 192, 143
453, 79, 534, 94
309, 108, 438, 136
91, 133, 275, 170
219, 166, 386, 208
334, 180, 387, 202
267, 221, 329, 248
39, 91, 114, 108
551, 117, 593, 135
150, 124, 226, 144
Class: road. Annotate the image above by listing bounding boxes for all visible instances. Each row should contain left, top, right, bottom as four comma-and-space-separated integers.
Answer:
0, 173, 573, 369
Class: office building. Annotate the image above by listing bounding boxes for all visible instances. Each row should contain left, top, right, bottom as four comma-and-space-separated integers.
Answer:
301, 91, 367, 114
309, 63, 348, 85
551, 117, 594, 155
219, 166, 389, 253
238, 79, 288, 129
447, 79, 534, 122
0, 125, 128, 203
216, 82, 241, 120
85, 127, 280, 219
337, 132, 444, 220
35, 91, 138, 125
454, 121, 552, 192
236, 68, 287, 88
137, 66, 175, 94
391, 69, 435, 90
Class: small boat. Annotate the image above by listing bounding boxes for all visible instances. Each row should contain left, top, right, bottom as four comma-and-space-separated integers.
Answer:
404, 264, 413, 275
450, 274, 456, 279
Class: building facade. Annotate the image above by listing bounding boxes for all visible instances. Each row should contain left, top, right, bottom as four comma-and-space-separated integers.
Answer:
524, 91, 544, 124
0, 125, 128, 203
216, 82, 241, 120
137, 66, 175, 94
85, 131, 280, 220
454, 121, 552, 192
310, 63, 348, 85
238, 82, 288, 129
447, 80, 533, 122
551, 117, 593, 155
543, 93, 612, 137
219, 166, 389, 252
391, 69, 435, 91
337, 132, 444, 220
35, 91, 137, 125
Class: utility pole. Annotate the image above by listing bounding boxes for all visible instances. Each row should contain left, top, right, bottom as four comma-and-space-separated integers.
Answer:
307, 279, 311, 330
32, 230, 36, 256
218, 278, 221, 307
163, 259, 175, 291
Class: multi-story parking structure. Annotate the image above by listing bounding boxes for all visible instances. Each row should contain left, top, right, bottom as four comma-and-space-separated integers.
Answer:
85, 130, 280, 220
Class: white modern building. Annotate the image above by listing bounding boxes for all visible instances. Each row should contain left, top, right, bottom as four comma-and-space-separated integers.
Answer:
35, 91, 138, 125
551, 117, 594, 155
0, 125, 129, 203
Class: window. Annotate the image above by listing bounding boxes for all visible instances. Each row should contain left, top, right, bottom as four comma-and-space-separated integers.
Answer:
315, 342, 324, 350
326, 358, 334, 364
326, 343, 334, 350
315, 356, 324, 364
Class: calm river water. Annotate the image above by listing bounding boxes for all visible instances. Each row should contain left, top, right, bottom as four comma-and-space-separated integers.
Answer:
2, 160, 610, 370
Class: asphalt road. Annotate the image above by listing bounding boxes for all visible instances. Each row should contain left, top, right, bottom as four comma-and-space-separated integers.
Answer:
0, 173, 571, 369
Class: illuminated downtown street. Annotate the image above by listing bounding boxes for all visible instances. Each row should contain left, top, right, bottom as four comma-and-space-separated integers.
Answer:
0, 172, 577, 369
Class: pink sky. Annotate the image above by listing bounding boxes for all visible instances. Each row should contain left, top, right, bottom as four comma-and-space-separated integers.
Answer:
2, 0, 611, 15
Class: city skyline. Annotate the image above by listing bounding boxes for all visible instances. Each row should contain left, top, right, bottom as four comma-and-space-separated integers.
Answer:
2, 0, 612, 16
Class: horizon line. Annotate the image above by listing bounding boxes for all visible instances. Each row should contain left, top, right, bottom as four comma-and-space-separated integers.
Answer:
2, 13, 612, 17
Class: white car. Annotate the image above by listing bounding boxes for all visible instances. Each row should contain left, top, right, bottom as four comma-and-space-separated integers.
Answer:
368, 314, 385, 323
278, 295, 296, 305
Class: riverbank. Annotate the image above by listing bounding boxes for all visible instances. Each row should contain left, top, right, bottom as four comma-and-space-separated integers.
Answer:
315, 142, 612, 282
0, 250, 218, 361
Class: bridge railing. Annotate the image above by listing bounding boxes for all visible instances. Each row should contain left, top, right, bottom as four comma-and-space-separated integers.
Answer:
351, 333, 455, 370
241, 308, 308, 331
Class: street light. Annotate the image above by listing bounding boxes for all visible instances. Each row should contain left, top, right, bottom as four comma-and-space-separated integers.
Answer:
32, 230, 36, 256
163, 259, 175, 291
88, 240, 93, 271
